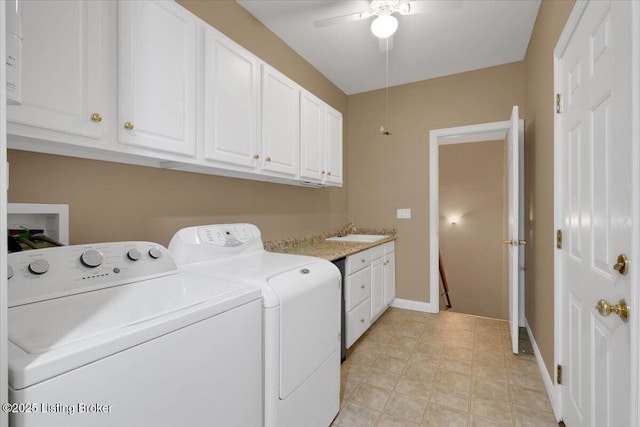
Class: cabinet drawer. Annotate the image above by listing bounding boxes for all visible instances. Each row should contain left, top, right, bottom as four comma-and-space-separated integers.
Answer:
346, 249, 371, 275
346, 297, 371, 348
345, 266, 371, 312
371, 244, 385, 260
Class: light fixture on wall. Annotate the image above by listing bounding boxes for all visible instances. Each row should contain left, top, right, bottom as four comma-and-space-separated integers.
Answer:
448, 215, 461, 225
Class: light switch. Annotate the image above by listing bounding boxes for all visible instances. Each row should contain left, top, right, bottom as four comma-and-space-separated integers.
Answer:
397, 208, 411, 219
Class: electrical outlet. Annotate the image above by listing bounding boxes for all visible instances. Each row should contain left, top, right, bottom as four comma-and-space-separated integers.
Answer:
397, 208, 411, 219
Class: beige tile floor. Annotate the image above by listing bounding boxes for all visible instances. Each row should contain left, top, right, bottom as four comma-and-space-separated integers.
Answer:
332, 308, 558, 427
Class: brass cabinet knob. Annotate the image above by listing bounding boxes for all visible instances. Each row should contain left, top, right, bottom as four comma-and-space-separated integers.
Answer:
614, 254, 629, 275
360, 318, 365, 323
519, 240, 527, 245
265, 157, 271, 162
327, 171, 332, 176
596, 299, 629, 322
360, 284, 365, 289
124, 122, 134, 130
253, 154, 260, 159
321, 171, 326, 175
361, 259, 365, 263
91, 113, 102, 122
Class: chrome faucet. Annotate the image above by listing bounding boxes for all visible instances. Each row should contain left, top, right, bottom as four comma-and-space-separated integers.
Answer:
338, 222, 357, 237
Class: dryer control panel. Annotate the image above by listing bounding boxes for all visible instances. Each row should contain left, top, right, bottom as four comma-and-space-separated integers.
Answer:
7, 242, 177, 307
198, 224, 255, 247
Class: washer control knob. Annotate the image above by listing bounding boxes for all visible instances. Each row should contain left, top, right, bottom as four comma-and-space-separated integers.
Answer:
148, 246, 162, 259
127, 248, 142, 261
7, 265, 14, 279
28, 259, 50, 275
81, 249, 103, 268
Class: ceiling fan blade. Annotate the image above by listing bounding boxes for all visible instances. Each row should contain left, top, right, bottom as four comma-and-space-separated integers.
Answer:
405, 0, 464, 15
379, 35, 394, 53
314, 10, 373, 28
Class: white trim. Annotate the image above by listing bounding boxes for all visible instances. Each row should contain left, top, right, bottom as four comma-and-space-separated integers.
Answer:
429, 118, 525, 320
525, 319, 559, 421
0, 3, 8, 427
390, 298, 434, 313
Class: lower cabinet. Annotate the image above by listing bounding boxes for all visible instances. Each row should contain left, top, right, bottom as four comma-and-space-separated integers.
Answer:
344, 241, 396, 349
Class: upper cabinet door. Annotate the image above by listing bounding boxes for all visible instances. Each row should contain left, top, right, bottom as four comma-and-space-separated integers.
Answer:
261, 65, 300, 178
300, 90, 326, 183
325, 106, 343, 186
203, 27, 260, 169
7, 1, 110, 142
118, 0, 196, 156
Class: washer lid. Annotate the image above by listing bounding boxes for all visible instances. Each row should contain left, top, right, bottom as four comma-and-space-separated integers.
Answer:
8, 271, 261, 389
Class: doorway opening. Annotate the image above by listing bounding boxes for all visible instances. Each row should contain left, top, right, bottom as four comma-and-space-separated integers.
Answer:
428, 110, 525, 351
438, 139, 508, 319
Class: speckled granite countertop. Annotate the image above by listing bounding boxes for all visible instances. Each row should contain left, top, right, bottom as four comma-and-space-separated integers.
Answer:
264, 227, 397, 261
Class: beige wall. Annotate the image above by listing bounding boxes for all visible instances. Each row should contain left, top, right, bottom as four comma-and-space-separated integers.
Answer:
439, 140, 507, 319
523, 0, 575, 378
7, 0, 349, 246
347, 62, 525, 302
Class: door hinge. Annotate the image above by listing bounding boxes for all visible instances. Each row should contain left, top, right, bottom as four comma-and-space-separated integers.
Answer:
557, 364, 563, 385
557, 229, 563, 249
556, 93, 562, 113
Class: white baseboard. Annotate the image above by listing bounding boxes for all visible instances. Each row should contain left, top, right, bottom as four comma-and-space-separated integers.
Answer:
390, 298, 437, 313
525, 319, 560, 420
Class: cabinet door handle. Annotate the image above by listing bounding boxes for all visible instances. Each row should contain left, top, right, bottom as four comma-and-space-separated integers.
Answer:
327, 171, 332, 176
360, 284, 365, 289
253, 154, 260, 159
361, 259, 366, 263
124, 122, 134, 130
265, 157, 271, 162
91, 113, 102, 122
360, 318, 365, 323
321, 171, 326, 175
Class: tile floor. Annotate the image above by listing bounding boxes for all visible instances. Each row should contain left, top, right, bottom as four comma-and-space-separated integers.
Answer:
332, 308, 558, 427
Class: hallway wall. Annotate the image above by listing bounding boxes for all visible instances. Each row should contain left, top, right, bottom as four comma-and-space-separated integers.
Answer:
523, 0, 576, 379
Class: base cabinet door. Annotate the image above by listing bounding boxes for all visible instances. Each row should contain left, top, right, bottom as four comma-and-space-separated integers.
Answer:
383, 251, 396, 306
7, 0, 112, 145
371, 257, 385, 319
346, 297, 371, 348
118, 0, 197, 156
202, 27, 260, 169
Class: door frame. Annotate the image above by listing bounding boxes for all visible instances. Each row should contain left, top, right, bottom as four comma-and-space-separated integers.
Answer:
553, 0, 640, 423
428, 118, 525, 321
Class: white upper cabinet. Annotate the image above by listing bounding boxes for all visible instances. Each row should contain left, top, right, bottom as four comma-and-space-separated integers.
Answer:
202, 27, 260, 169
261, 64, 300, 178
118, 0, 197, 157
325, 106, 343, 186
7, 0, 112, 145
300, 90, 326, 182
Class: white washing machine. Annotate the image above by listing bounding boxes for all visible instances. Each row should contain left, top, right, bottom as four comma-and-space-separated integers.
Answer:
169, 224, 341, 427
7, 242, 263, 427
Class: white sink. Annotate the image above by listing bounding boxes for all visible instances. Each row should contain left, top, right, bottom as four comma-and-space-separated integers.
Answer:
326, 234, 390, 243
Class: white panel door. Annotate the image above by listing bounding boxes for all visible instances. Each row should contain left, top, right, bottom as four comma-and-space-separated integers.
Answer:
261, 65, 299, 177
203, 27, 260, 169
558, 2, 632, 426
506, 105, 520, 355
118, 0, 196, 156
7, 0, 108, 141
300, 89, 326, 182
1, 5, 9, 426
325, 106, 343, 186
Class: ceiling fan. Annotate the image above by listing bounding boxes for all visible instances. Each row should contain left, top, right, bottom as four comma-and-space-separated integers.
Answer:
314, 1, 462, 51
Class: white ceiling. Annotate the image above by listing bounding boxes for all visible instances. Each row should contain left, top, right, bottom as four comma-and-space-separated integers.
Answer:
237, 0, 541, 95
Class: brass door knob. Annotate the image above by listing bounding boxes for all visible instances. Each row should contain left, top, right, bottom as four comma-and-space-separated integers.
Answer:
596, 299, 629, 322
253, 154, 260, 159
124, 122, 134, 130
91, 113, 102, 122
614, 254, 629, 276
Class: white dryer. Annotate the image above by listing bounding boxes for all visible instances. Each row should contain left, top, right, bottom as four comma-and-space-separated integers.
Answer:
7, 242, 263, 427
169, 224, 341, 427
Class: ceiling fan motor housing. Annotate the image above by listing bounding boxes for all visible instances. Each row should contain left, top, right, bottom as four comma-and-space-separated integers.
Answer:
370, 0, 411, 16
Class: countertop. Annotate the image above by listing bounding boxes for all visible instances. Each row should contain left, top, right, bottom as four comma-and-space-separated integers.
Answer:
264, 227, 397, 261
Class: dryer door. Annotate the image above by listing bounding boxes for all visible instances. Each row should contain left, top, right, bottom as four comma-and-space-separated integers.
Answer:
267, 261, 340, 399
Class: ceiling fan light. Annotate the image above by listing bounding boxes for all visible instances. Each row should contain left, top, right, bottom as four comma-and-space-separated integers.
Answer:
371, 15, 398, 39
